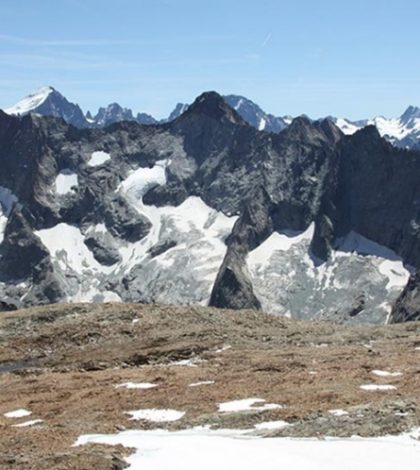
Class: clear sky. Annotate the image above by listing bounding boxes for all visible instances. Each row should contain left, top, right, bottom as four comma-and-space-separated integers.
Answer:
0, 0, 419, 120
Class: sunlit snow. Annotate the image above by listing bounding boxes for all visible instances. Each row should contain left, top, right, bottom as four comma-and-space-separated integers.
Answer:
88, 151, 111, 166
188, 381, 215, 387
360, 384, 397, 391
76, 427, 420, 470
12, 419, 43, 427
55, 169, 78, 195
5, 86, 53, 115
371, 370, 402, 378
126, 409, 185, 422
4, 409, 31, 418
116, 383, 158, 390
329, 409, 349, 417
218, 398, 283, 413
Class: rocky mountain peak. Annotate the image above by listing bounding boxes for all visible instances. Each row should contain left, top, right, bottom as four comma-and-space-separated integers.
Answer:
181, 91, 246, 125
400, 105, 420, 125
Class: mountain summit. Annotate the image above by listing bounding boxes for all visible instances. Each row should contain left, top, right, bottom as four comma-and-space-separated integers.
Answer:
178, 91, 246, 125
5, 86, 87, 128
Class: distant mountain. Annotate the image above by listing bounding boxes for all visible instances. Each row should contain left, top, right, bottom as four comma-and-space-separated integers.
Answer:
4, 86, 88, 128
4, 87, 157, 129
331, 106, 420, 150
165, 103, 189, 122
91, 103, 157, 127
3, 87, 420, 150
165, 95, 288, 132
223, 95, 288, 132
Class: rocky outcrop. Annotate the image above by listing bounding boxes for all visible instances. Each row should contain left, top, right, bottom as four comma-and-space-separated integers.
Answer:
389, 273, 420, 323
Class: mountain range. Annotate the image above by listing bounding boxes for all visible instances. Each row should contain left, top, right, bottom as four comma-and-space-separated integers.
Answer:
0, 90, 419, 323
3, 86, 420, 150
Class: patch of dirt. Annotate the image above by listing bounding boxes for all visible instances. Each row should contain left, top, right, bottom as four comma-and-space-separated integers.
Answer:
0, 303, 419, 469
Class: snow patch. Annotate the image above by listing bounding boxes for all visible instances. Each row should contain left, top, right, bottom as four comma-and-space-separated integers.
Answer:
0, 186, 18, 242
126, 409, 185, 422
0, 186, 18, 215
371, 370, 402, 378
169, 358, 201, 367
55, 169, 78, 195
4, 409, 31, 418
12, 419, 43, 428
254, 420, 290, 430
360, 384, 397, 391
258, 118, 266, 131
188, 381, 215, 387
329, 409, 349, 417
218, 398, 283, 413
88, 151, 111, 166
116, 383, 158, 390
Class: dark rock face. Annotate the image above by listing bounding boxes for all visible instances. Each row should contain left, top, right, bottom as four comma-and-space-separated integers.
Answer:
334, 127, 420, 267
103, 196, 151, 243
148, 240, 177, 258
389, 273, 420, 323
84, 234, 122, 266
0, 91, 419, 324
34, 89, 87, 129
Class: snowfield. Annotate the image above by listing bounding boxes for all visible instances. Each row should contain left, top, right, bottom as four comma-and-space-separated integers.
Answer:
247, 224, 412, 322
76, 427, 420, 470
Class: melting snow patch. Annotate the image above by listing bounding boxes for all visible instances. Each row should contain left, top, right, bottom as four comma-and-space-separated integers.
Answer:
218, 398, 283, 413
89, 151, 111, 166
169, 358, 201, 367
55, 170, 78, 195
360, 384, 397, 391
116, 383, 158, 390
188, 381, 215, 387
254, 420, 290, 430
371, 370, 402, 377
126, 409, 185, 422
12, 419, 43, 428
75, 427, 420, 470
4, 409, 31, 418
329, 409, 349, 417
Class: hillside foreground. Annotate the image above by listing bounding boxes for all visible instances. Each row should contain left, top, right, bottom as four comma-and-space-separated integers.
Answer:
0, 303, 419, 469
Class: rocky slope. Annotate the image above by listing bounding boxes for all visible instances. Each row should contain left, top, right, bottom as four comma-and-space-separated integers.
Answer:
0, 303, 419, 469
0, 91, 419, 323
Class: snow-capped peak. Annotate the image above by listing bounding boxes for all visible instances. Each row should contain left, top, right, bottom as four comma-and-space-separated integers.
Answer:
5, 86, 55, 116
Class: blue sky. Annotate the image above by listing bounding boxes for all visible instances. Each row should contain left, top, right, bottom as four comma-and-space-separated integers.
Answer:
0, 0, 419, 120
